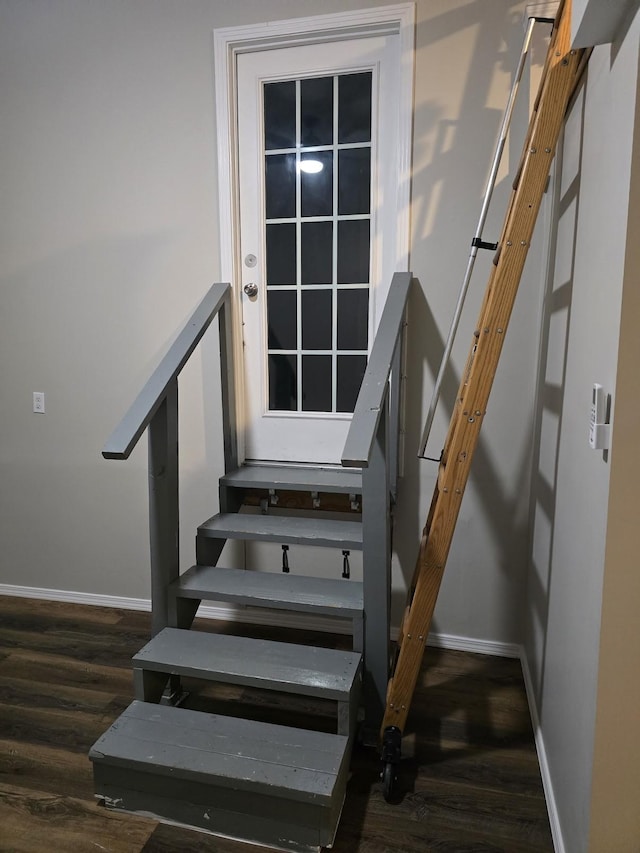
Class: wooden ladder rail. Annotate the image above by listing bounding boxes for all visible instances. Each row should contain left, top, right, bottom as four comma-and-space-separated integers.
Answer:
381, 0, 585, 755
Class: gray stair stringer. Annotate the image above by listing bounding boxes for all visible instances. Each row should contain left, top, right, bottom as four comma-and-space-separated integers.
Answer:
169, 565, 364, 651
90, 700, 350, 853
132, 627, 362, 736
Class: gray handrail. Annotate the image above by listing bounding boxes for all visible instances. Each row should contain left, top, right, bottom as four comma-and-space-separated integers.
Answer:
341, 271, 411, 469
102, 281, 235, 638
103, 283, 231, 460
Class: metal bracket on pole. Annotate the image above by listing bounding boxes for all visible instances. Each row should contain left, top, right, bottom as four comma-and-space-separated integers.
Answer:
524, 2, 560, 24
471, 237, 499, 251
418, 15, 539, 459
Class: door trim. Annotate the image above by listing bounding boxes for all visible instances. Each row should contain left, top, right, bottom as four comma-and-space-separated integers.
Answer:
213, 3, 415, 464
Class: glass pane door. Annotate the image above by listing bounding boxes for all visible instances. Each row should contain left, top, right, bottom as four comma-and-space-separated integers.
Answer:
236, 29, 403, 464
264, 72, 373, 414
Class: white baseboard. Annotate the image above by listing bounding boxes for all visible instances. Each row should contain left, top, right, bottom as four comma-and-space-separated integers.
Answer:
427, 631, 521, 658
520, 650, 564, 853
0, 583, 154, 612
0, 583, 521, 659
0, 583, 352, 635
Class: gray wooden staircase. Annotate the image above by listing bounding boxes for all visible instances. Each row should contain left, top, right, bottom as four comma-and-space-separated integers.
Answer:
90, 274, 412, 851
91, 464, 365, 852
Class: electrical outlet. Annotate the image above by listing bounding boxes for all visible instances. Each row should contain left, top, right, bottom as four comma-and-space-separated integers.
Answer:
33, 392, 45, 413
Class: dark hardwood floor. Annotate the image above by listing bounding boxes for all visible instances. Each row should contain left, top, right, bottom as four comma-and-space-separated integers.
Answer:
0, 595, 553, 852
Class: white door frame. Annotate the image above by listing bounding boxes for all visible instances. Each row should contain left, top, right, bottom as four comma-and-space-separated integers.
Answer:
213, 3, 415, 465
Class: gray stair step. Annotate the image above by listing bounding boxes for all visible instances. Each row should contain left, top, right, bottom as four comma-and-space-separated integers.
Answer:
133, 627, 361, 703
172, 565, 363, 617
198, 512, 363, 550
221, 464, 362, 494
90, 700, 349, 852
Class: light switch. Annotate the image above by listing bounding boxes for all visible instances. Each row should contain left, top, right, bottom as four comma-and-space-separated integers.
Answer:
589, 384, 609, 450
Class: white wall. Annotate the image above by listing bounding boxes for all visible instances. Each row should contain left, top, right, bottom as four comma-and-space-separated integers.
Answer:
572, 0, 639, 47
588, 68, 640, 844
0, 0, 543, 647
523, 8, 640, 850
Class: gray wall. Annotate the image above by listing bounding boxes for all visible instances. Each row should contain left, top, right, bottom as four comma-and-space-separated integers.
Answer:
523, 9, 640, 850
588, 53, 640, 844
0, 0, 542, 646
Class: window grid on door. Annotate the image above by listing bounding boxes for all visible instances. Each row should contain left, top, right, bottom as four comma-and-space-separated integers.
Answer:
263, 71, 372, 414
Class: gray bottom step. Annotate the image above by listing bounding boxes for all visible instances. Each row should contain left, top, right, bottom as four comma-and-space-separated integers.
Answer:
90, 701, 349, 853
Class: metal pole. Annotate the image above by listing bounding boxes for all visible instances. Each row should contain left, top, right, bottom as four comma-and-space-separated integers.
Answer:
419, 16, 537, 458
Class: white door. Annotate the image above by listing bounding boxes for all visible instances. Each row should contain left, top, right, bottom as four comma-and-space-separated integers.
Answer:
236, 31, 407, 465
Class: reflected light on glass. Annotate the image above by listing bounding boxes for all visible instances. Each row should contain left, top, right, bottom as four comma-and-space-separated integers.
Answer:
299, 159, 324, 174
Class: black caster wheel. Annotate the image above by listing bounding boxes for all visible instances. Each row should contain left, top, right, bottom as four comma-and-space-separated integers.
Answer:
380, 725, 402, 802
381, 761, 396, 801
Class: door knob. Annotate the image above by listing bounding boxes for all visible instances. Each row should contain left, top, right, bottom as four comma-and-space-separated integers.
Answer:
244, 283, 258, 298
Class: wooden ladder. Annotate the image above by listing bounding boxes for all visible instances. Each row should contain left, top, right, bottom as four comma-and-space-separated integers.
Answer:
381, 0, 587, 790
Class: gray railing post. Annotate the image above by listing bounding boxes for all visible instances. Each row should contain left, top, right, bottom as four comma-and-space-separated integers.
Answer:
148, 379, 179, 637
388, 319, 405, 501
341, 271, 412, 732
219, 293, 238, 474
361, 397, 391, 730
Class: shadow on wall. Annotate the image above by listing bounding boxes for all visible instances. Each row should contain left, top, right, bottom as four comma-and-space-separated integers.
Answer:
523, 79, 587, 705
391, 0, 537, 632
